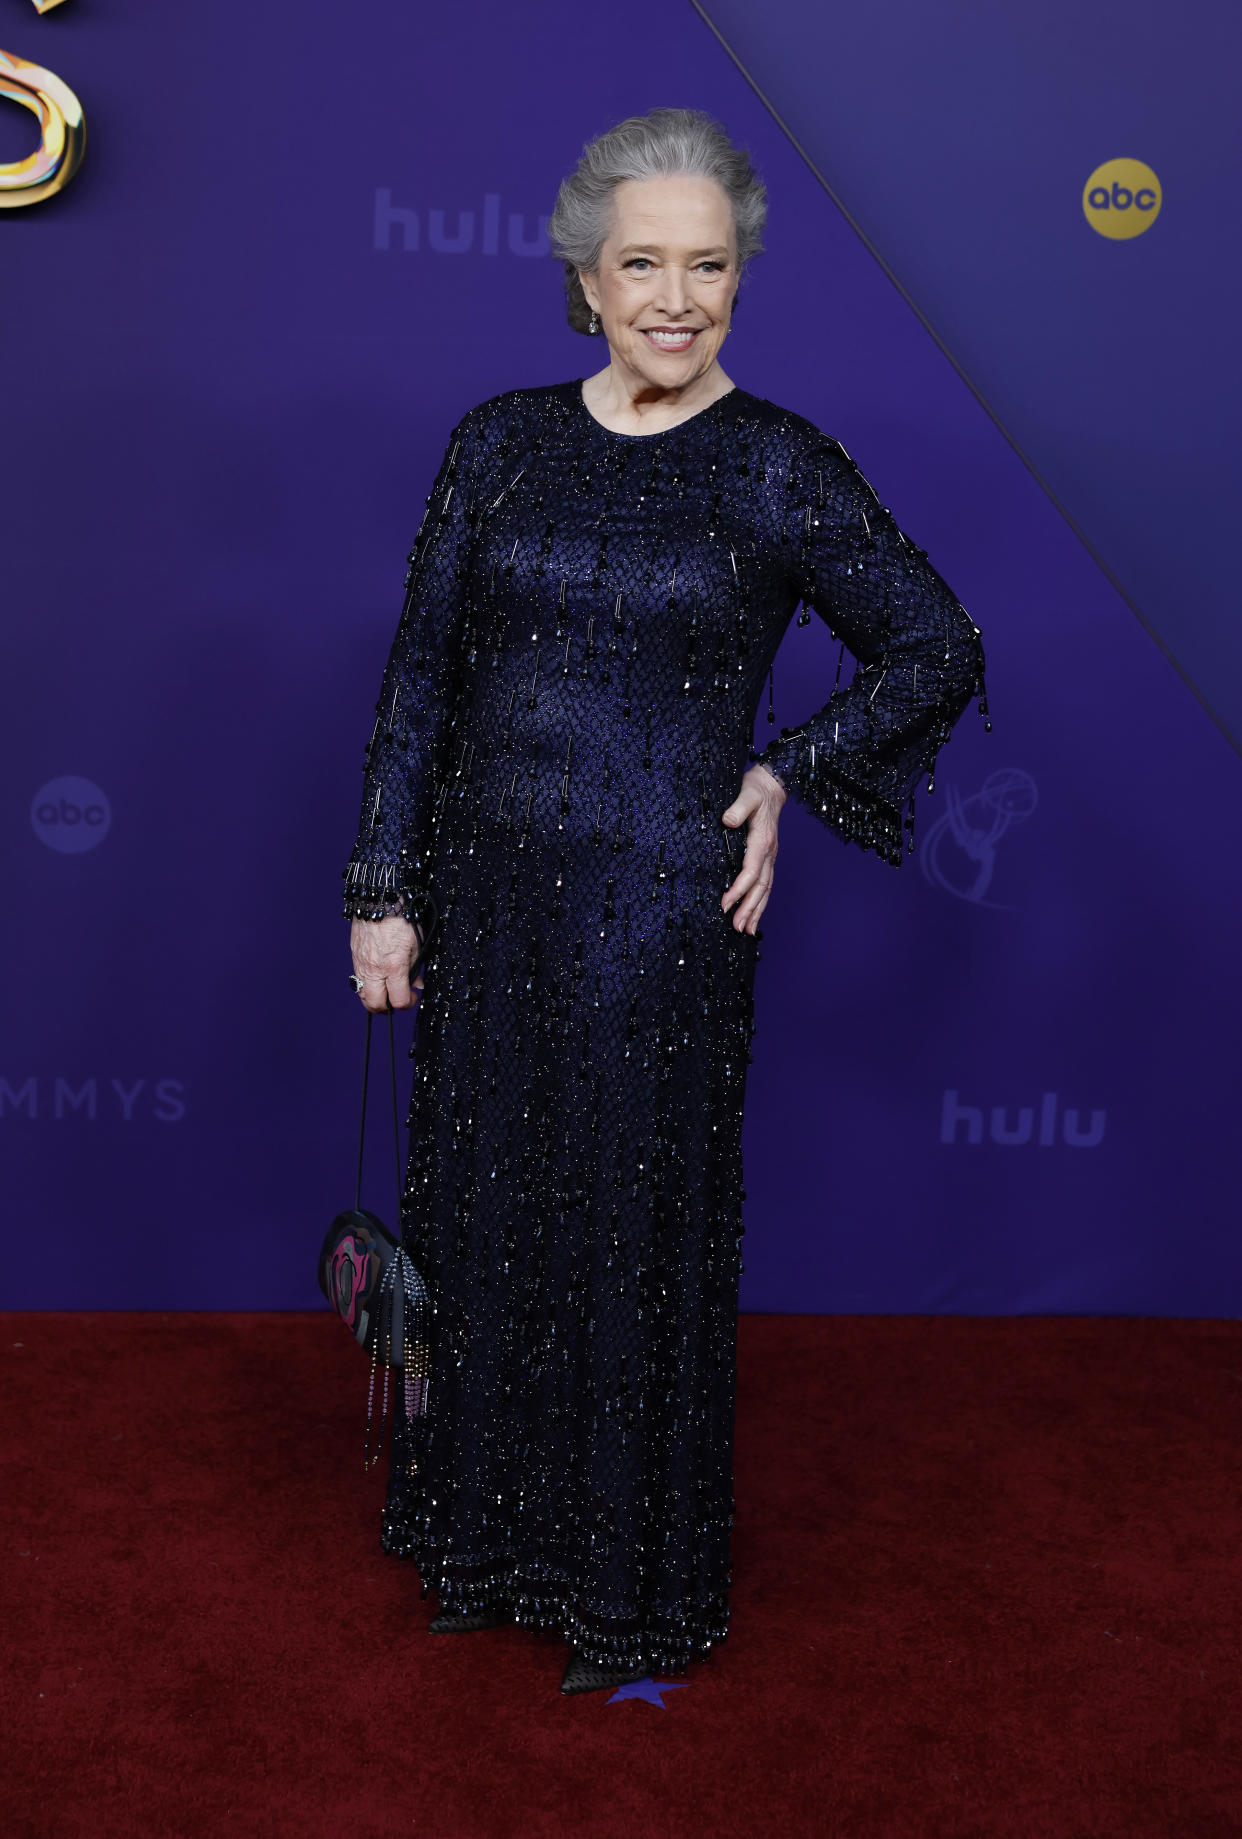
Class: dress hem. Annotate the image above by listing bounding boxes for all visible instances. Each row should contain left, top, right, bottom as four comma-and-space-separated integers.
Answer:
380, 1507, 731, 1674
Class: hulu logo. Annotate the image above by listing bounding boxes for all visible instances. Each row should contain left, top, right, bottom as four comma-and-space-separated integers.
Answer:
940, 1090, 1105, 1149
374, 189, 550, 256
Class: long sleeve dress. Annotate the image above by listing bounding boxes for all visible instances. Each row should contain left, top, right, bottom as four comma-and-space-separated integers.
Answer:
342, 377, 987, 1673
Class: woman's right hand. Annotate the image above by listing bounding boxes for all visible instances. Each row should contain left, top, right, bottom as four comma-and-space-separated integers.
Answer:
350, 914, 425, 1013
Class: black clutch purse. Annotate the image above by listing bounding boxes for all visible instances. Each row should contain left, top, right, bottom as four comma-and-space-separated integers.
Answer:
318, 999, 432, 1468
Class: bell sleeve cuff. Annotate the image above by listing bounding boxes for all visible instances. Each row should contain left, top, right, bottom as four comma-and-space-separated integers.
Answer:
750, 431, 989, 865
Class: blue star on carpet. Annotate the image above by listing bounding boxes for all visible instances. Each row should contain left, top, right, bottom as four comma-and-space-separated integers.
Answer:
607, 1677, 689, 1707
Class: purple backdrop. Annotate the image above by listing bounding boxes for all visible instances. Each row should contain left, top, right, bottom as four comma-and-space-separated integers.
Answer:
3, 2, 1239, 1314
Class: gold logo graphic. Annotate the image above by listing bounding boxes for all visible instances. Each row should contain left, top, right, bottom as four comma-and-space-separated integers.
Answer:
1082, 158, 1161, 240
1, 2, 86, 210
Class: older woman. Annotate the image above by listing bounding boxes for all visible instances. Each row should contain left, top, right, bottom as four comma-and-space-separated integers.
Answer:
344, 107, 987, 1695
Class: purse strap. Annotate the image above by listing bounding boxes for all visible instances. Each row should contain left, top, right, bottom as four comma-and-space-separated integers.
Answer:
355, 1007, 403, 1216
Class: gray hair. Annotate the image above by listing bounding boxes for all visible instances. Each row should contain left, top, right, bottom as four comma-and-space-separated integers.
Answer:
547, 107, 767, 335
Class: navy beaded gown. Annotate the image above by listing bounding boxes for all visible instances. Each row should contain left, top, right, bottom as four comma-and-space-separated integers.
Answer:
342, 377, 986, 1673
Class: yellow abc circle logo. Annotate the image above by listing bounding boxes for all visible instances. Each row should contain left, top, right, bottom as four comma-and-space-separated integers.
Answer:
1082, 158, 1162, 239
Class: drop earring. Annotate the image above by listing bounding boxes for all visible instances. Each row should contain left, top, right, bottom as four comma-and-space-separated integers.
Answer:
588, 310, 599, 335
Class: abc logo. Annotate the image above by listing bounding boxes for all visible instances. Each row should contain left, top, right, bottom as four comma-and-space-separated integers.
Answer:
1082, 158, 1161, 239
31, 776, 112, 854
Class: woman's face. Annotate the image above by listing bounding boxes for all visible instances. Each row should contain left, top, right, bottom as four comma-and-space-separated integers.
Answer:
578, 175, 738, 391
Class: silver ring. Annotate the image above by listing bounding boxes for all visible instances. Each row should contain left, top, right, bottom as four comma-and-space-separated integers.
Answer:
348, 973, 364, 994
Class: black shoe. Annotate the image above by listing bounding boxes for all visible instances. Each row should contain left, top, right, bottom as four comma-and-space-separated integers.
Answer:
560, 1648, 647, 1695
428, 1607, 509, 1634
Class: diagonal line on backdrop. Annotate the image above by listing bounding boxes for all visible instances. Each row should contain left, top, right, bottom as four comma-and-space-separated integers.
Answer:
686, 0, 1242, 759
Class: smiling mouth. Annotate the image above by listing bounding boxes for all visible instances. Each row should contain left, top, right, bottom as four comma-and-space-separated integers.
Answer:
640, 327, 701, 350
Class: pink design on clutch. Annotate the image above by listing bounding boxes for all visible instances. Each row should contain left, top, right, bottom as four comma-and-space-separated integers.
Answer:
329, 1234, 373, 1330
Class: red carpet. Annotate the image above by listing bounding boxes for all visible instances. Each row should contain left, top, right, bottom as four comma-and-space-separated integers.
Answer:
3, 1312, 1240, 1837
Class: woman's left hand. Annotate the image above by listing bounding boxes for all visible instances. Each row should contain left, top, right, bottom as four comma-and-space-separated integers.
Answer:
721, 763, 787, 934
